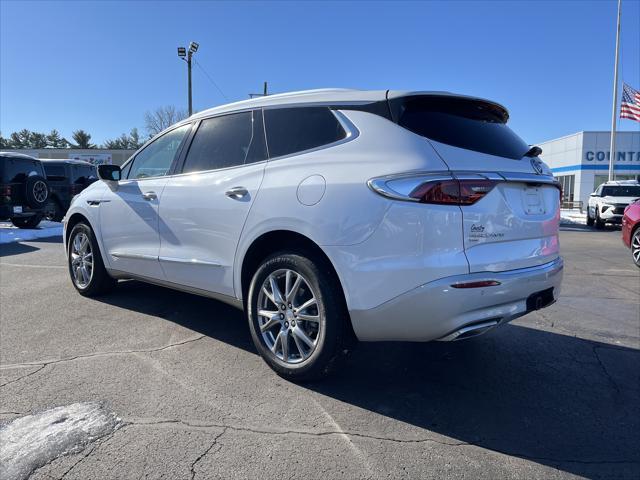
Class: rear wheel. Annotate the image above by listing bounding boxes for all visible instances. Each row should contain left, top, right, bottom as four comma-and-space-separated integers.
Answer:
46, 199, 65, 222
67, 222, 116, 296
632, 228, 640, 268
247, 252, 349, 381
11, 214, 43, 229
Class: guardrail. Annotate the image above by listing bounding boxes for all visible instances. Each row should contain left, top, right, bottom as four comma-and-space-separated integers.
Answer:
561, 200, 583, 212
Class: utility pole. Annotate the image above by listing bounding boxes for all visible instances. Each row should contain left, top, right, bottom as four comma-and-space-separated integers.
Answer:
608, 0, 622, 181
177, 42, 199, 116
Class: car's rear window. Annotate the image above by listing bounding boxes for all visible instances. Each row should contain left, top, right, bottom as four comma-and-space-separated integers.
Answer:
1, 157, 45, 182
264, 107, 347, 158
391, 96, 530, 160
601, 185, 640, 197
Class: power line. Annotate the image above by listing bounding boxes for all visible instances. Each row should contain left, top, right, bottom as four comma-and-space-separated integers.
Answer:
193, 59, 229, 102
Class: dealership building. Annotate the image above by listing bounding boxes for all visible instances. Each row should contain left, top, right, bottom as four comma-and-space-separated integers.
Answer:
538, 131, 640, 210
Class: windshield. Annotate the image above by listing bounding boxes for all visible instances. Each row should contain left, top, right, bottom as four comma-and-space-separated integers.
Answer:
601, 185, 640, 197
392, 96, 530, 160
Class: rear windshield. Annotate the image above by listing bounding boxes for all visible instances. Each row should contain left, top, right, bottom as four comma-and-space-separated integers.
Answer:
392, 96, 530, 160
601, 185, 640, 197
1, 156, 45, 182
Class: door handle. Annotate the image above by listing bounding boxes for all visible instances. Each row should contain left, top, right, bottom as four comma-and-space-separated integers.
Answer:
142, 191, 157, 201
225, 186, 248, 199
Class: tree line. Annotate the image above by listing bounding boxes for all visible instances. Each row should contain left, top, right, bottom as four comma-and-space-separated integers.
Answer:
0, 106, 187, 150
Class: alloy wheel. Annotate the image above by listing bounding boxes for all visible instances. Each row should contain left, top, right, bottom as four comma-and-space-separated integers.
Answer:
256, 269, 320, 364
632, 231, 640, 265
33, 180, 48, 203
70, 231, 93, 288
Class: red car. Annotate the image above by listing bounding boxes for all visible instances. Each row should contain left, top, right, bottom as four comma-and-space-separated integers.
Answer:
622, 199, 640, 268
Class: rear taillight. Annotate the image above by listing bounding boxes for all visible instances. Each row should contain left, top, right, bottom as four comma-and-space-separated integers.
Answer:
409, 179, 497, 205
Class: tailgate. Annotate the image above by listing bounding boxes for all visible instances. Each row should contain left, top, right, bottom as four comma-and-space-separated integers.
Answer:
432, 141, 560, 272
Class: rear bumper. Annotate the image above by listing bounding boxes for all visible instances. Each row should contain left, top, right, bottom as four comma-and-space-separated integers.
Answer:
0, 205, 43, 218
349, 257, 563, 342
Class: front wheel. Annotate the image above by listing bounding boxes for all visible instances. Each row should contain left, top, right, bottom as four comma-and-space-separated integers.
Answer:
67, 222, 116, 296
11, 214, 43, 229
595, 210, 605, 229
247, 252, 350, 381
631, 228, 640, 268
586, 209, 594, 226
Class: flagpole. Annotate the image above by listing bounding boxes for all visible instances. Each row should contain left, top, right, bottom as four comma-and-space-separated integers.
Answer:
608, 0, 622, 181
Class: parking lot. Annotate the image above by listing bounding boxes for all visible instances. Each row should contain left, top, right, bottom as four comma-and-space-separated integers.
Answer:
1, 224, 638, 479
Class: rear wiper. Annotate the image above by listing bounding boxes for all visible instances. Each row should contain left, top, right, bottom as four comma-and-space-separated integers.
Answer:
524, 145, 543, 157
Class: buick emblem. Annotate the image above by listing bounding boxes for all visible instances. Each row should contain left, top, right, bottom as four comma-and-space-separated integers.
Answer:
531, 158, 544, 175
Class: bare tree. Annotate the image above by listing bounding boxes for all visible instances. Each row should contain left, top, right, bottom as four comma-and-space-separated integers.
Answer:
144, 106, 187, 138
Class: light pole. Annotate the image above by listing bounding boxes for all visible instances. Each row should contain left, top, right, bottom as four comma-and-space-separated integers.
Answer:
177, 42, 199, 116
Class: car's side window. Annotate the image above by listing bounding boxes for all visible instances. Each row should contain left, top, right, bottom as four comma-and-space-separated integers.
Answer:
127, 124, 191, 179
181, 110, 267, 174
263, 107, 347, 158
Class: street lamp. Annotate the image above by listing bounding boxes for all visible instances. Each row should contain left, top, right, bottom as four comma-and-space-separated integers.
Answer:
177, 42, 199, 116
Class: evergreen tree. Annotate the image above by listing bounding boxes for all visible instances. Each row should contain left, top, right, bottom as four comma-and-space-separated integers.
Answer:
71, 130, 95, 149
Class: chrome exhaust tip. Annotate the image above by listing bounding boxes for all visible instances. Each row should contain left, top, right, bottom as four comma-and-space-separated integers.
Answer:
437, 319, 500, 342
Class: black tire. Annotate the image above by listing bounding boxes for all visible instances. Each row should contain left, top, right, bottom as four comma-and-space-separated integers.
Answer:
24, 175, 49, 209
595, 209, 605, 229
46, 199, 65, 222
586, 209, 594, 226
67, 222, 116, 296
11, 214, 43, 229
247, 251, 350, 381
632, 228, 640, 269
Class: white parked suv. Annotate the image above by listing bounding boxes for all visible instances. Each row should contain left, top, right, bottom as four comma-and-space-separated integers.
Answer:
586, 180, 640, 229
63, 89, 563, 380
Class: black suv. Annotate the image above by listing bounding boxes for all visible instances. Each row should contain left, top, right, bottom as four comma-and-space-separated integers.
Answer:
42, 160, 98, 221
0, 152, 50, 228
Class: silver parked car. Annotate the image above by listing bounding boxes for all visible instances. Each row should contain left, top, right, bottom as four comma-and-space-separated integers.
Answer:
64, 89, 563, 380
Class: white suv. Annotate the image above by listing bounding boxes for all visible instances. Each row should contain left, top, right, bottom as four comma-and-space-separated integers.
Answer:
587, 180, 640, 229
63, 89, 563, 380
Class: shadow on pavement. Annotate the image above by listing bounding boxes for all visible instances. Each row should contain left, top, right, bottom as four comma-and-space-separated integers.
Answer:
0, 235, 62, 257
561, 223, 622, 233
0, 242, 40, 257
96, 280, 640, 479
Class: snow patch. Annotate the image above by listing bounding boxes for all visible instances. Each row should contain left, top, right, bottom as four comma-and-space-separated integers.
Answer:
560, 209, 587, 225
0, 221, 62, 244
0, 402, 121, 480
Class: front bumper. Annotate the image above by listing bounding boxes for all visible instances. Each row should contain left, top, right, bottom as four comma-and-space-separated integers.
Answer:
349, 257, 563, 342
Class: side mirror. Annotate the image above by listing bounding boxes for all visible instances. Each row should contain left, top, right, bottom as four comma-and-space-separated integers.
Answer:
98, 164, 121, 182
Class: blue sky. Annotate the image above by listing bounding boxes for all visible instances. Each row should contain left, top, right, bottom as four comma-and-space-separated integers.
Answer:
1, 0, 639, 145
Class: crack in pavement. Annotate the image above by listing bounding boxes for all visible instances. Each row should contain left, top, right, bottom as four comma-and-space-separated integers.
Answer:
0, 335, 206, 387
190, 427, 227, 480
592, 345, 622, 395
0, 365, 47, 388
123, 417, 639, 466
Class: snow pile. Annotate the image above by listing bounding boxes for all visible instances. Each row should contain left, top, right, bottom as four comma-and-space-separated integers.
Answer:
560, 209, 587, 225
0, 221, 63, 244
0, 402, 121, 480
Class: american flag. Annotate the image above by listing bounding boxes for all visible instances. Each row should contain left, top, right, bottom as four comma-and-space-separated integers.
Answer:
620, 83, 640, 122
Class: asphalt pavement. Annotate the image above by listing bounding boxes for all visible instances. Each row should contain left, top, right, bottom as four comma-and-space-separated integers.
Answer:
0, 224, 638, 479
